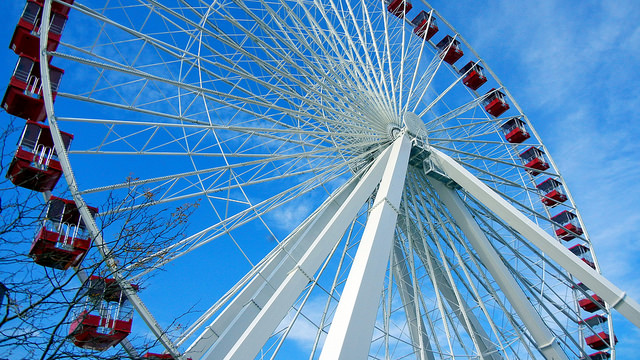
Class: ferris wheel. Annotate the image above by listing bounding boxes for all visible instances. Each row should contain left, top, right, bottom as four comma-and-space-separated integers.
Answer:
8, 0, 640, 358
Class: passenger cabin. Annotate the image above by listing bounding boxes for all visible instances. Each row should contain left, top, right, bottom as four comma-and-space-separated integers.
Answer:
436, 35, 463, 65
580, 314, 607, 328
569, 244, 590, 256
142, 354, 193, 360
500, 117, 530, 143
142, 354, 174, 359
30, 197, 97, 270
6, 121, 72, 192
585, 332, 618, 351
386, 0, 412, 18
34, 0, 75, 16
536, 178, 567, 207
551, 210, 583, 240
459, 61, 487, 90
2, 55, 64, 122
411, 11, 438, 41
483, 88, 510, 117
581, 351, 611, 360
573, 282, 589, 292
579, 294, 605, 313
69, 276, 138, 350
568, 244, 595, 268
519, 146, 549, 176
9, 0, 71, 59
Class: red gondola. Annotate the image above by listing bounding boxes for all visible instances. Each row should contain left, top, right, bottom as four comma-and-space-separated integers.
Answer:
573, 282, 589, 292
500, 117, 530, 143
585, 332, 618, 351
69, 277, 138, 350
580, 314, 607, 327
2, 55, 64, 122
33, 0, 75, 17
6, 121, 72, 192
386, 0, 412, 18
435, 35, 463, 65
142, 354, 193, 360
411, 11, 438, 40
10, 0, 71, 59
536, 178, 567, 207
569, 244, 589, 256
483, 88, 510, 117
30, 197, 97, 270
579, 294, 605, 313
142, 354, 174, 359
458, 61, 487, 90
551, 210, 583, 240
519, 146, 549, 176
582, 258, 596, 269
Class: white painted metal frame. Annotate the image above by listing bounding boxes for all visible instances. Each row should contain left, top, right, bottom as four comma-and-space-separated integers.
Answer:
38, 1, 182, 358
431, 180, 568, 360
430, 148, 640, 329
319, 133, 411, 359
220, 136, 402, 360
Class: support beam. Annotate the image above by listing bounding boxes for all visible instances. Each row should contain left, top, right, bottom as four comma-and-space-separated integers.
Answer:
431, 148, 640, 329
221, 137, 400, 360
184, 172, 362, 358
431, 179, 568, 359
391, 241, 435, 360
319, 133, 412, 360
408, 229, 501, 360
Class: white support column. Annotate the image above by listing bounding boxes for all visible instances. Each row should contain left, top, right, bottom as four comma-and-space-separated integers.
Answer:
391, 242, 435, 360
409, 232, 501, 360
431, 148, 640, 329
431, 180, 568, 360
221, 137, 401, 360
185, 174, 361, 358
319, 133, 412, 360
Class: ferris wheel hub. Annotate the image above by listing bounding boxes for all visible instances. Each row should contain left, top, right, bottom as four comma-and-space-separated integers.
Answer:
403, 111, 428, 139
386, 123, 403, 139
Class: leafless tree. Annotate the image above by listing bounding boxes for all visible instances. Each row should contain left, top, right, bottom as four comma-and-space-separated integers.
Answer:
0, 116, 198, 359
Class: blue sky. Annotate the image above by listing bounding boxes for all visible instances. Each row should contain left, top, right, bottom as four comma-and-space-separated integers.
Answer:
1, 0, 638, 358
432, 0, 640, 355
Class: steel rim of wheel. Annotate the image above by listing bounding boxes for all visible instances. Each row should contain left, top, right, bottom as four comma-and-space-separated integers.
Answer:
36, 0, 623, 358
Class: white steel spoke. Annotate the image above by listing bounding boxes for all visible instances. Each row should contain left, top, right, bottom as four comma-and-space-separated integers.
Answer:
28, 0, 638, 358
